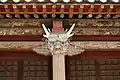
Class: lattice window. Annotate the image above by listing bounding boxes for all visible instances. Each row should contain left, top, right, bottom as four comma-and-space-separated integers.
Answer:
23, 60, 49, 80
0, 57, 52, 80
0, 61, 18, 80
100, 59, 120, 80
66, 59, 120, 80
66, 59, 97, 80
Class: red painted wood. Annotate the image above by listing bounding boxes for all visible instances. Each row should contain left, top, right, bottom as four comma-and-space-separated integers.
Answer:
66, 49, 120, 60
72, 35, 120, 41
56, 5, 61, 12
47, 5, 52, 12
0, 50, 51, 60
26, 5, 33, 12
73, 5, 79, 12
0, 49, 120, 60
0, 35, 120, 41
0, 35, 43, 41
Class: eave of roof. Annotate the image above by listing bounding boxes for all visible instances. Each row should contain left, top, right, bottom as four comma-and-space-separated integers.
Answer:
0, 3, 120, 14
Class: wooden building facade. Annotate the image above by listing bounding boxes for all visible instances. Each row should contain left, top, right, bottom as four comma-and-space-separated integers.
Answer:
0, 0, 120, 80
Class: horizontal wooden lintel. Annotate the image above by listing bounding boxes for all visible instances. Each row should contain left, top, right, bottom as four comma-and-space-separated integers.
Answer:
0, 35, 119, 41
66, 49, 120, 60
0, 49, 120, 60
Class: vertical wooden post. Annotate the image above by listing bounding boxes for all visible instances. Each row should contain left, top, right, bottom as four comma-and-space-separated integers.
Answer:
52, 21, 65, 80
53, 55, 65, 80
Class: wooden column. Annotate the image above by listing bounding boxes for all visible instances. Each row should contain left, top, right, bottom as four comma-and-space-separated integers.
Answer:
53, 54, 65, 80
52, 21, 65, 80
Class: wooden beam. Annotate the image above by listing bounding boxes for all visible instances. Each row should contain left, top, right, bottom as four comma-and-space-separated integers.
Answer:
79, 5, 84, 12
66, 49, 120, 60
108, 5, 114, 12
0, 11, 120, 14
0, 49, 52, 60
0, 48, 120, 60
88, 5, 94, 12
4, 5, 9, 12
72, 35, 120, 41
0, 4, 120, 14
0, 35, 120, 41
98, 5, 104, 12
13, 4, 19, 13
33, 4, 37, 12
0, 35, 43, 41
